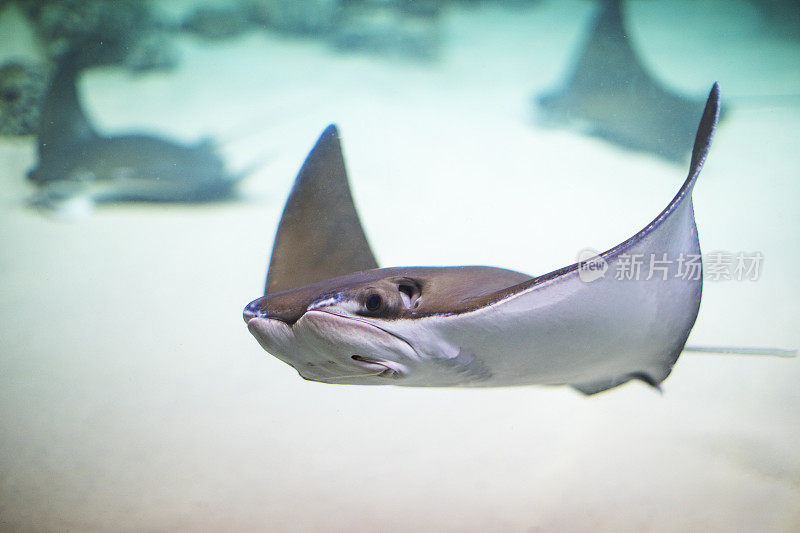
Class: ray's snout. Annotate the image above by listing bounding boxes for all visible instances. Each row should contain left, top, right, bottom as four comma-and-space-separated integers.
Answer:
243, 300, 264, 324
243, 293, 310, 325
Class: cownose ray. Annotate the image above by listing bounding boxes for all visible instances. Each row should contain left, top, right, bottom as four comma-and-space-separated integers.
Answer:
243, 84, 720, 394
26, 51, 247, 213
536, 0, 720, 164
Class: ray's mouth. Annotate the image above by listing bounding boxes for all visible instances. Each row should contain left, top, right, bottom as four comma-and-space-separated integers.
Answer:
245, 304, 413, 382
350, 355, 403, 379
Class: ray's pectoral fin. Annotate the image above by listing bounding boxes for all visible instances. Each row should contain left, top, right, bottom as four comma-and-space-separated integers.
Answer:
572, 372, 662, 396
566, 83, 720, 394
265, 125, 378, 295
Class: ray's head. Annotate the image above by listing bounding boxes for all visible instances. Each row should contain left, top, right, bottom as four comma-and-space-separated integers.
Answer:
243, 266, 530, 385
243, 269, 425, 384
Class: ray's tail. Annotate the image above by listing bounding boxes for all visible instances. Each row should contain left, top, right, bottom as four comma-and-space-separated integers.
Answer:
684, 345, 797, 358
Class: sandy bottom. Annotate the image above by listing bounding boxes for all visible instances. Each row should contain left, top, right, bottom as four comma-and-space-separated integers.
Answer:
1, 1, 799, 531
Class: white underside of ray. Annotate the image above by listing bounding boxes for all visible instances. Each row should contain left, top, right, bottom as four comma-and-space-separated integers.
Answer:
371, 197, 701, 388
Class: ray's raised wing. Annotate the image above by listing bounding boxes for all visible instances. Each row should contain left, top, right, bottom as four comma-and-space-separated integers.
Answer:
477, 83, 720, 307
426, 84, 720, 393
265, 125, 378, 295
29, 51, 99, 184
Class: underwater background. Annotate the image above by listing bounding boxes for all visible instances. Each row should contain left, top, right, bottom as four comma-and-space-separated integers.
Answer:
1, 0, 798, 530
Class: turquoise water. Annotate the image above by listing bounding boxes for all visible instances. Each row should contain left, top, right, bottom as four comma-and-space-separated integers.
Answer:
1, 1, 798, 530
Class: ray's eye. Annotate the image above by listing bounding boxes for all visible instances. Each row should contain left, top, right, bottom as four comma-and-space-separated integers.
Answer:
365, 293, 382, 312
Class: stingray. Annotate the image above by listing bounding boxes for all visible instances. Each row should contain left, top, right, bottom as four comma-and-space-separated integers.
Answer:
244, 85, 794, 392
536, 0, 715, 163
243, 85, 721, 392
26, 52, 245, 213
243, 84, 788, 394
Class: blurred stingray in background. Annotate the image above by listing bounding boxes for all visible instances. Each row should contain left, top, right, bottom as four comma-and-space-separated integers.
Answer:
536, 0, 721, 163
26, 51, 248, 216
